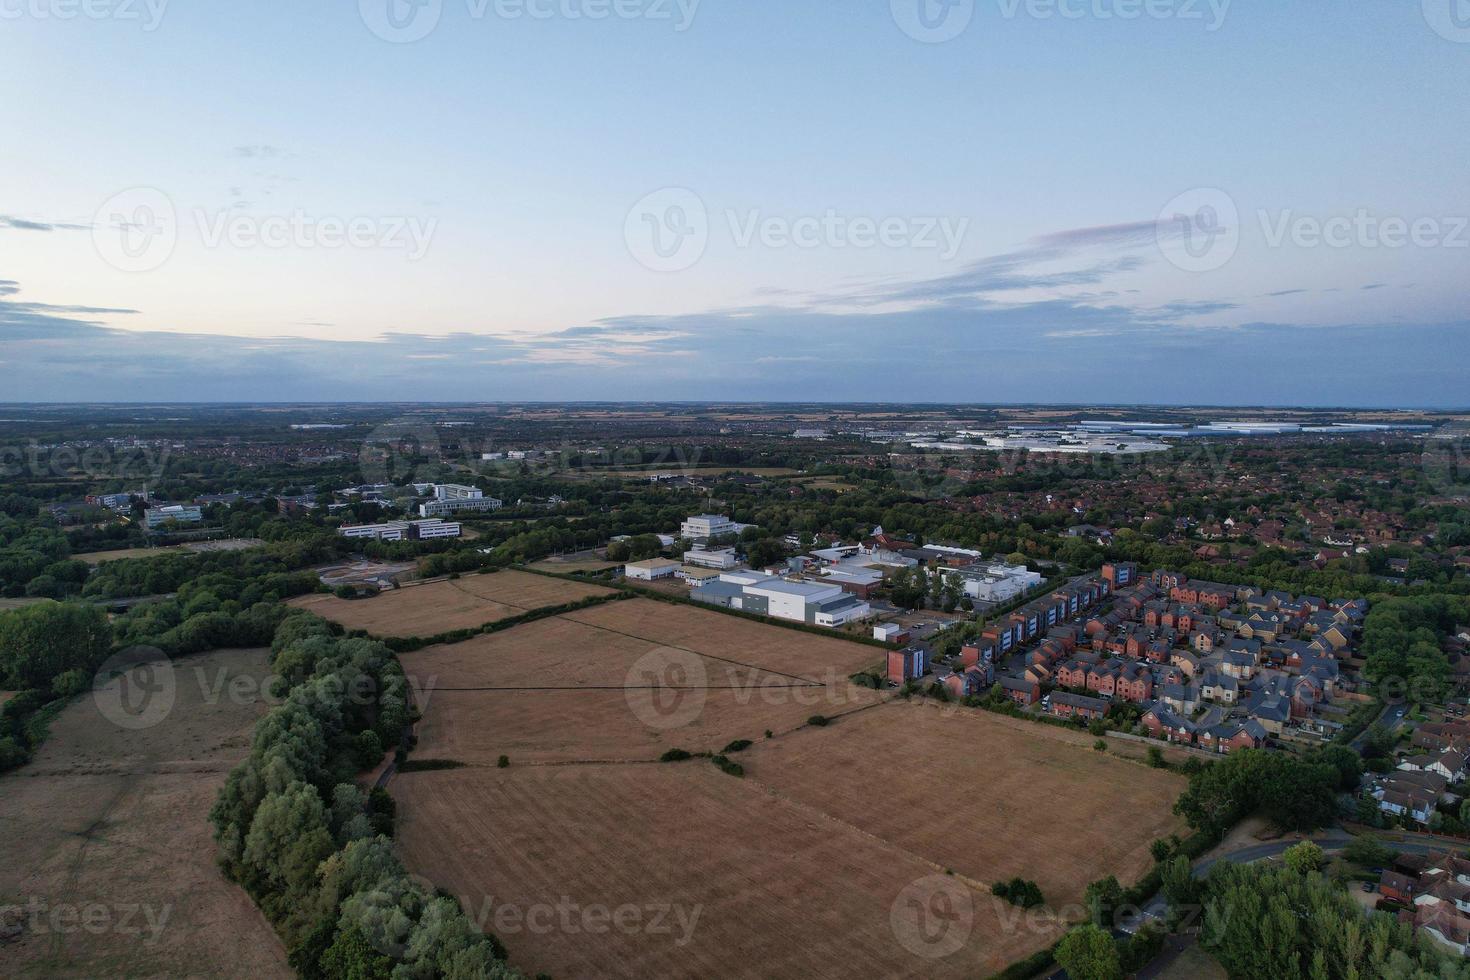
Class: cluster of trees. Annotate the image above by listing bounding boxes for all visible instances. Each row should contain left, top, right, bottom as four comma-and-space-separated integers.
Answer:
1190, 857, 1470, 978
211, 615, 518, 978
1360, 594, 1470, 702
886, 566, 971, 612
0, 601, 114, 769
110, 568, 318, 658
1173, 748, 1358, 836
81, 539, 340, 599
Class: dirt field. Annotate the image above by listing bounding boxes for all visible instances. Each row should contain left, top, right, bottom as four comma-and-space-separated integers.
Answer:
740, 701, 1186, 907
390, 599, 1186, 977
402, 603, 883, 764
527, 555, 621, 574
76, 539, 262, 565
394, 764, 1040, 979
288, 570, 613, 637
0, 647, 289, 978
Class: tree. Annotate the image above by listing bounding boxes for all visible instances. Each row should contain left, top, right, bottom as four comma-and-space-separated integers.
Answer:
1342, 834, 1396, 868
1283, 840, 1325, 875
1084, 876, 1123, 927
0, 600, 112, 690
1055, 924, 1123, 980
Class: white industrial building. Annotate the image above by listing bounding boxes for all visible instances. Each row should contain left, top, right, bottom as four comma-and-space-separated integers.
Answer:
683, 546, 741, 570
691, 573, 871, 628
419, 484, 504, 518
338, 518, 462, 541
624, 558, 681, 581
954, 561, 1044, 602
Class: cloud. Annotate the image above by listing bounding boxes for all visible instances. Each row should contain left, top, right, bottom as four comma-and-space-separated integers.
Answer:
233, 144, 281, 159
0, 215, 90, 232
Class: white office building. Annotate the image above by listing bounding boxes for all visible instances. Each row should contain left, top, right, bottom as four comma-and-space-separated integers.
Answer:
143, 504, 203, 529
680, 514, 756, 541
339, 519, 462, 541
419, 484, 503, 517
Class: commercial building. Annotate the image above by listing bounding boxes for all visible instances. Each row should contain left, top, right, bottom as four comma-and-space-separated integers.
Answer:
683, 546, 741, 570
419, 483, 504, 518
691, 574, 871, 628
143, 504, 203, 529
955, 561, 1043, 602
624, 558, 681, 581
679, 514, 755, 541
338, 519, 462, 541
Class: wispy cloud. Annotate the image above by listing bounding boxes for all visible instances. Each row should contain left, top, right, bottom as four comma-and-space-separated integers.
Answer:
0, 214, 90, 232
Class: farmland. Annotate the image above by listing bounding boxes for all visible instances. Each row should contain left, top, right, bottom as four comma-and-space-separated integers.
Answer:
738, 701, 1188, 907
0, 648, 289, 978
391, 596, 1186, 977
401, 598, 883, 764
287, 569, 614, 637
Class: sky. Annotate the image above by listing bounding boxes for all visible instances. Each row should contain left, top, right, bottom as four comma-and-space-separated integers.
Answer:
2, 0, 1469, 405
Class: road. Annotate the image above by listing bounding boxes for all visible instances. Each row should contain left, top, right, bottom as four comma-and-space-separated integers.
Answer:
1350, 701, 1409, 751
1138, 828, 1449, 921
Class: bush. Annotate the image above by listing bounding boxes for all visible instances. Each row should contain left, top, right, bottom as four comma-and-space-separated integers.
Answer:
722, 739, 753, 754
1094, 739, 1107, 752
50, 667, 90, 698
807, 715, 830, 727
992, 877, 1044, 908
497, 754, 510, 769
659, 748, 693, 762
711, 754, 744, 777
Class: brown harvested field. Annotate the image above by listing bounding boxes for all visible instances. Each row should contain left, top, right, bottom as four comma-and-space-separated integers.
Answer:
738, 701, 1188, 906
287, 569, 613, 637
390, 600, 1187, 978
76, 546, 181, 565
560, 598, 883, 680
403, 601, 884, 764
0, 648, 289, 979
393, 764, 1040, 979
